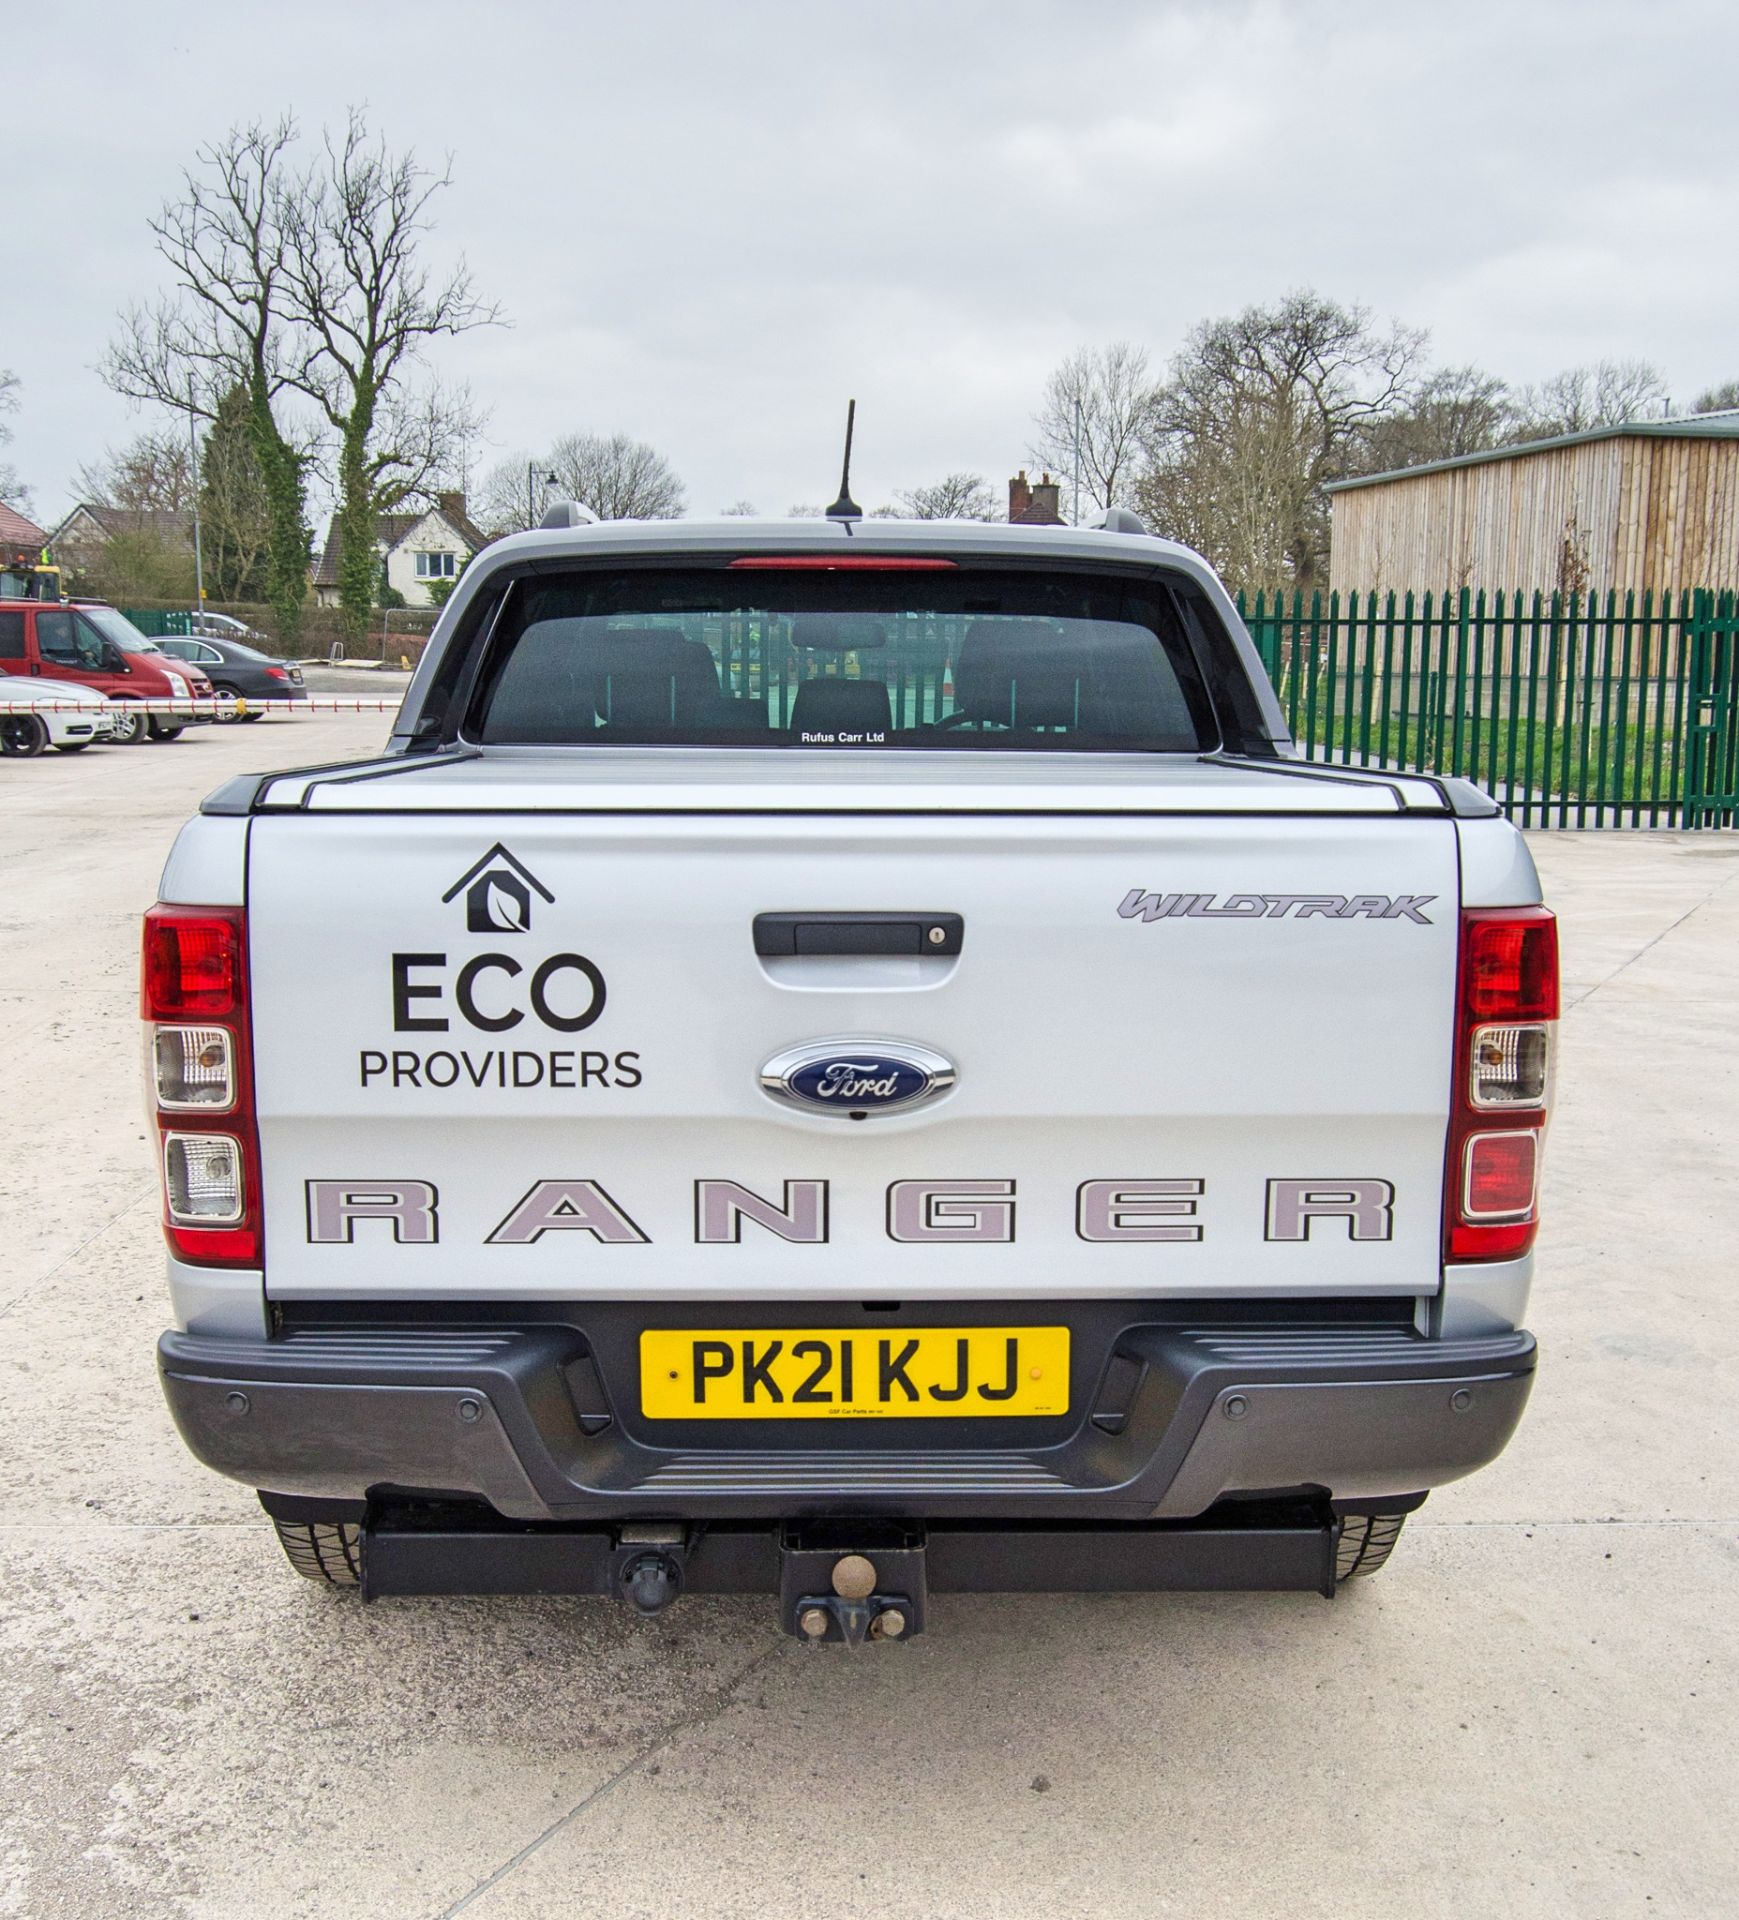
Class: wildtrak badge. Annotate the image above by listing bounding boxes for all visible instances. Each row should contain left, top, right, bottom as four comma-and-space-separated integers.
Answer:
1119, 891, 1436, 923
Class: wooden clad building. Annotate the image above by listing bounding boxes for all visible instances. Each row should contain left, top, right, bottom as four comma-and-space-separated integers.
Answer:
1326, 414, 1739, 595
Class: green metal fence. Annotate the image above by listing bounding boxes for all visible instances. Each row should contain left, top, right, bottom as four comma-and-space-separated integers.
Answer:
1238, 587, 1739, 829
121, 609, 196, 640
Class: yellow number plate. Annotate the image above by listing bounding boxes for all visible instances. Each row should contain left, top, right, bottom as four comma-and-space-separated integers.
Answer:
640, 1326, 1070, 1420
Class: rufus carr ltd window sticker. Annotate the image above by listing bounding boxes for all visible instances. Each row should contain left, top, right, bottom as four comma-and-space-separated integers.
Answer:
367, 846, 642, 1093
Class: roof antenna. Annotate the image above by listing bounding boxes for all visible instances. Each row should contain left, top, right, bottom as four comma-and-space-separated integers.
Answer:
825, 399, 861, 520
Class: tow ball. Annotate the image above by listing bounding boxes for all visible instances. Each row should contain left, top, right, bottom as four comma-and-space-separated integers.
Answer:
781, 1531, 928, 1646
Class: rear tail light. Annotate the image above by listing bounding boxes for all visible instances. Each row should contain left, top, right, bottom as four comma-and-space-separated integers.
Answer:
143, 912, 238, 1015
265, 666, 288, 681
1446, 908, 1558, 1262
1462, 1130, 1540, 1218
142, 905, 260, 1266
1469, 1024, 1552, 1108
163, 1133, 246, 1224
151, 1025, 235, 1110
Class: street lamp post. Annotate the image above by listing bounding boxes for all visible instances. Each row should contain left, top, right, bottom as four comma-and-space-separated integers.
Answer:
187, 377, 206, 611
526, 465, 560, 529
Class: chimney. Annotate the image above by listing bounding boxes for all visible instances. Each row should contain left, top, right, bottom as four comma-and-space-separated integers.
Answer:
1008, 469, 1063, 526
436, 489, 467, 523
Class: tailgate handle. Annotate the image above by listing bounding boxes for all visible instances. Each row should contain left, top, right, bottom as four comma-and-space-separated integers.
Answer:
753, 912, 964, 957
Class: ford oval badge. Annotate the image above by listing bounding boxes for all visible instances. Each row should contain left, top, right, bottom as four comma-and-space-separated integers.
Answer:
761, 1040, 956, 1117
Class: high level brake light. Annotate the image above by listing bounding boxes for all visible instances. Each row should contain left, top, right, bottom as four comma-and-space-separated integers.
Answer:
1446, 907, 1558, 1262
141, 906, 261, 1267
726, 556, 958, 570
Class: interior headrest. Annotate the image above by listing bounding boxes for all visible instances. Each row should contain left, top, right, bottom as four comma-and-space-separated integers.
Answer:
790, 676, 892, 739
953, 619, 1083, 728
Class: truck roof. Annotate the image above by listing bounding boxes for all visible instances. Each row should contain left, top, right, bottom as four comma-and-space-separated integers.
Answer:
469, 512, 1211, 570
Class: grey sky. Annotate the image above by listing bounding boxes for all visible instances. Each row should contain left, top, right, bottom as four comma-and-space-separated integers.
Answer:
7, 0, 1737, 527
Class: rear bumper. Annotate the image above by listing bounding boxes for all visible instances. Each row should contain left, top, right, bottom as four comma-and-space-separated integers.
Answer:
157, 1308, 1536, 1525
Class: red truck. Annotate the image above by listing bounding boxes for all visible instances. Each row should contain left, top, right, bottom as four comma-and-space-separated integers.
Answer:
0, 600, 216, 743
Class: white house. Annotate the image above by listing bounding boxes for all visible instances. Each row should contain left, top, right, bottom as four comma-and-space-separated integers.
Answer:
311, 491, 488, 609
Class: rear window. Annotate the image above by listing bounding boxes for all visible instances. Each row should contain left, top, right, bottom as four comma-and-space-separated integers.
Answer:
471, 565, 1218, 752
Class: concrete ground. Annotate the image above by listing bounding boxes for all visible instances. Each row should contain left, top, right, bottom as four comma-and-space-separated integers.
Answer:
1, 713, 1735, 1919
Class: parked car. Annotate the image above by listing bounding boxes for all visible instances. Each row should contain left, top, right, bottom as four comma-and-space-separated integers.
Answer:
149, 508, 1555, 1636
0, 674, 115, 754
0, 601, 215, 744
183, 611, 271, 645
157, 634, 307, 720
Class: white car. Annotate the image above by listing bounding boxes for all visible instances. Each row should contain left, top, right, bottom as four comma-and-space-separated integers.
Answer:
0, 674, 115, 755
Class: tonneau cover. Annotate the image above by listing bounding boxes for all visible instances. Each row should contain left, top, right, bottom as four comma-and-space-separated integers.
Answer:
251, 750, 1455, 817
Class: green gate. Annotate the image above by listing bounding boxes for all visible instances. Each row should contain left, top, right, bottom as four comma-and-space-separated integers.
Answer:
1238, 587, 1739, 829
1684, 590, 1739, 827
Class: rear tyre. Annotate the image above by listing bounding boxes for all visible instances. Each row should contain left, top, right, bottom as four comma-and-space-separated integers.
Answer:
1336, 1511, 1408, 1581
108, 702, 149, 746
0, 715, 49, 756
271, 1517, 362, 1586
211, 683, 245, 723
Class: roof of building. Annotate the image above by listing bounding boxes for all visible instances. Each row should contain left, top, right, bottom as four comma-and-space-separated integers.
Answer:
311, 501, 487, 588
1326, 410, 1739, 495
51, 502, 195, 545
0, 501, 48, 549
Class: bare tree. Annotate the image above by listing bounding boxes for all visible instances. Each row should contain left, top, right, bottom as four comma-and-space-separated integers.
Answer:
1358, 365, 1514, 473
720, 499, 757, 516
1142, 394, 1311, 590
102, 119, 313, 639
882, 473, 999, 520
1139, 291, 1425, 587
469, 455, 550, 538
1511, 359, 1669, 439
0, 369, 28, 511
1031, 343, 1155, 514
277, 110, 501, 639
546, 431, 685, 519
75, 430, 196, 513
1693, 378, 1739, 414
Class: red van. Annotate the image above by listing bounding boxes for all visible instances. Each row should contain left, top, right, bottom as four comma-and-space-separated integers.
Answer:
0, 601, 215, 744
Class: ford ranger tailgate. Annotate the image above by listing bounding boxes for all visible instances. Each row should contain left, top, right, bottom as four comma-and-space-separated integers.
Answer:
246, 772, 1458, 1303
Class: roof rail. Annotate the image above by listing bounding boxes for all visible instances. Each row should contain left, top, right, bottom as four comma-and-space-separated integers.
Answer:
540, 500, 600, 529
1089, 507, 1150, 535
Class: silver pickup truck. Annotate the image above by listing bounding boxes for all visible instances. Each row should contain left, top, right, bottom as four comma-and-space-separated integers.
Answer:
148, 510, 1556, 1642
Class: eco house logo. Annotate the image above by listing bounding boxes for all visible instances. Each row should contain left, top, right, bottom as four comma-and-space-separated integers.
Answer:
442, 844, 555, 934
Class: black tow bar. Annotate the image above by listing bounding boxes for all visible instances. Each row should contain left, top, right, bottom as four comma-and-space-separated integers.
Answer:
355, 1499, 1340, 1618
